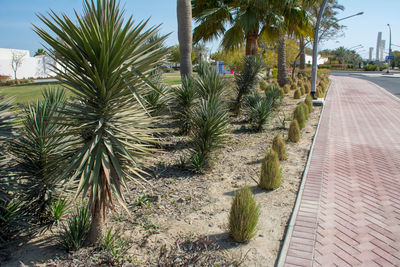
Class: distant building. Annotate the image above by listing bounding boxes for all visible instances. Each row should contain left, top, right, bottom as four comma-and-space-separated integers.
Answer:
376, 32, 382, 61
369, 47, 374, 61
305, 54, 328, 65
379, 40, 386, 62
0, 48, 57, 79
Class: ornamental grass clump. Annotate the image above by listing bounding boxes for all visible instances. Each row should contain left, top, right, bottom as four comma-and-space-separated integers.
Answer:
294, 89, 301, 99
272, 134, 287, 160
293, 104, 306, 129
283, 84, 290, 94
259, 149, 282, 190
304, 83, 311, 94
288, 119, 300, 142
305, 95, 313, 112
300, 85, 305, 95
228, 186, 260, 243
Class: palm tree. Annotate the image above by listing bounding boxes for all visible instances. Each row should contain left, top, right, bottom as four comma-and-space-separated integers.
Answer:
275, 1, 313, 86
177, 0, 193, 78
192, 0, 275, 56
34, 0, 167, 244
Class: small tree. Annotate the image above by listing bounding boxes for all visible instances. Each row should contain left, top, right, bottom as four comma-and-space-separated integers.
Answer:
11, 50, 25, 81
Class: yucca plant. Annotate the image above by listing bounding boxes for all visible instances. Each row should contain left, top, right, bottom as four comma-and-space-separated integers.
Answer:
143, 70, 171, 116
195, 62, 226, 100
59, 205, 91, 251
244, 91, 273, 132
10, 88, 69, 224
228, 186, 260, 243
50, 198, 69, 225
232, 56, 264, 115
35, 0, 168, 244
172, 76, 197, 134
0, 94, 15, 238
265, 84, 283, 109
191, 97, 229, 172
259, 149, 282, 190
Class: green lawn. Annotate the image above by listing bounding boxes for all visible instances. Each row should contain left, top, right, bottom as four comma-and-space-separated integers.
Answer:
163, 73, 181, 86
0, 81, 68, 104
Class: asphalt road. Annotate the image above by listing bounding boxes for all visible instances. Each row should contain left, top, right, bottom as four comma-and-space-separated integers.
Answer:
331, 71, 400, 99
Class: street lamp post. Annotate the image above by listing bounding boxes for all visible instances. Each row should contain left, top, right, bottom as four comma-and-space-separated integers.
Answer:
387, 24, 392, 73
311, 5, 364, 97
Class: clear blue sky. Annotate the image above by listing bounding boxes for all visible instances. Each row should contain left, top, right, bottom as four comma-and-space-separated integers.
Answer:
0, 0, 399, 59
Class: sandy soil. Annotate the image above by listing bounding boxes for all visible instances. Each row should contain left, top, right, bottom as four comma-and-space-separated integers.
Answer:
3, 92, 322, 266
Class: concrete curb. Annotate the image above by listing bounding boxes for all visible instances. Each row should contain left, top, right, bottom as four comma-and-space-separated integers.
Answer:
364, 79, 400, 103
275, 79, 332, 267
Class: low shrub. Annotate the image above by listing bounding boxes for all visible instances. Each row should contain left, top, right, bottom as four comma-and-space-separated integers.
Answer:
363, 64, 378, 71
228, 186, 260, 243
288, 119, 300, 142
245, 91, 273, 132
59, 205, 91, 251
272, 134, 287, 160
300, 86, 305, 95
103, 227, 127, 260
283, 84, 290, 94
304, 83, 311, 94
50, 198, 69, 224
172, 76, 197, 134
294, 90, 301, 99
259, 79, 268, 91
293, 104, 306, 129
259, 149, 282, 190
305, 95, 313, 113
302, 102, 309, 120
191, 98, 229, 173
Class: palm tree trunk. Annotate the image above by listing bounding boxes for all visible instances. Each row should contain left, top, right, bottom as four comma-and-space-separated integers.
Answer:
245, 29, 259, 56
277, 34, 289, 86
177, 0, 193, 78
87, 191, 104, 245
299, 37, 306, 70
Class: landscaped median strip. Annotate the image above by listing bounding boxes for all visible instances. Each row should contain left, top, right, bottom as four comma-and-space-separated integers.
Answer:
275, 80, 331, 267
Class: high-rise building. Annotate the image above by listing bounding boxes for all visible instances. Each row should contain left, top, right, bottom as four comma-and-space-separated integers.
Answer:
380, 40, 386, 61
376, 32, 382, 61
369, 47, 374, 61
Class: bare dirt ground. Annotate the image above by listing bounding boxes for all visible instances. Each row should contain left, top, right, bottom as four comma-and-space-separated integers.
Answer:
3, 91, 322, 267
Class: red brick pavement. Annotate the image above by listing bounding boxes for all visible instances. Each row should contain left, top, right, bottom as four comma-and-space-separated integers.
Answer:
281, 76, 400, 267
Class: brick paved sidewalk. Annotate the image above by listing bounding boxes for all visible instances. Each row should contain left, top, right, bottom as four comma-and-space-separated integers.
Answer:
279, 76, 400, 266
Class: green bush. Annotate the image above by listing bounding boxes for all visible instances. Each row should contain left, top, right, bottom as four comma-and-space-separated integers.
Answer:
293, 104, 306, 129
302, 102, 309, 120
143, 70, 171, 116
259, 79, 269, 91
50, 198, 69, 224
288, 119, 300, 142
172, 76, 197, 134
103, 227, 127, 260
191, 98, 229, 172
265, 84, 283, 109
283, 84, 290, 94
294, 89, 301, 99
300, 86, 305, 95
196, 62, 226, 99
59, 206, 91, 251
228, 186, 260, 243
272, 134, 287, 160
305, 95, 313, 113
245, 91, 273, 132
259, 149, 282, 190
363, 64, 378, 71
232, 56, 264, 114
10, 88, 68, 224
304, 83, 310, 94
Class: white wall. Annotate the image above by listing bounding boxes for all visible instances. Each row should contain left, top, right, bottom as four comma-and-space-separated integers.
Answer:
305, 54, 328, 65
0, 48, 57, 79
